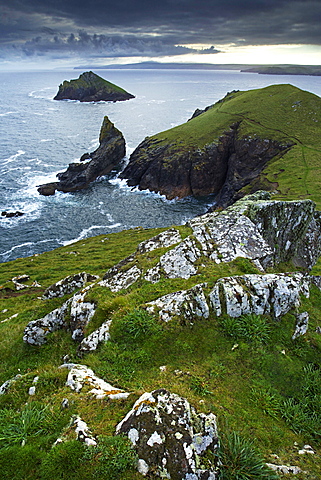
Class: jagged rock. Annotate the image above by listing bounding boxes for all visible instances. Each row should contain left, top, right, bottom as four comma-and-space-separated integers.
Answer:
99, 265, 141, 292
12, 275, 30, 290
69, 286, 96, 341
23, 301, 70, 345
42, 272, 98, 299
116, 389, 218, 479
298, 444, 315, 455
23, 285, 96, 345
1, 211, 24, 218
96, 194, 321, 297
38, 116, 125, 195
292, 312, 309, 339
146, 284, 209, 323
73, 416, 97, 446
0, 374, 22, 395
209, 273, 309, 319
54, 71, 135, 102
78, 319, 112, 353
60, 363, 130, 400
137, 228, 182, 254
266, 463, 301, 474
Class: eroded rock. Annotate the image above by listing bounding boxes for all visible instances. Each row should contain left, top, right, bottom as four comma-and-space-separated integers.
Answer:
23, 285, 96, 345
116, 389, 218, 479
209, 273, 309, 319
146, 284, 209, 323
78, 319, 112, 353
42, 272, 98, 299
60, 363, 130, 400
38, 116, 125, 195
292, 311, 309, 339
99, 265, 141, 292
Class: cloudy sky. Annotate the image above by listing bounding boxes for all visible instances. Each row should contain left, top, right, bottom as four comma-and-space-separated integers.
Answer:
1, 0, 321, 68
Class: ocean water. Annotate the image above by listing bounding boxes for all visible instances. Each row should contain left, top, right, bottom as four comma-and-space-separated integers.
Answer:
1, 68, 321, 263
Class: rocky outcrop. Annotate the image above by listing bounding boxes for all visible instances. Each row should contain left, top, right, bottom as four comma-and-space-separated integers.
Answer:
120, 121, 291, 206
99, 193, 321, 297
54, 71, 135, 102
116, 389, 218, 479
38, 116, 125, 195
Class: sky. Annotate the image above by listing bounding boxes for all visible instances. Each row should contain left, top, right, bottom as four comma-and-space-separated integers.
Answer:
1, 0, 321, 69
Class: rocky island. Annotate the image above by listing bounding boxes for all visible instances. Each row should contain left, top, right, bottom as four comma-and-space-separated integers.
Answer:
54, 71, 135, 102
121, 84, 321, 208
37, 116, 125, 195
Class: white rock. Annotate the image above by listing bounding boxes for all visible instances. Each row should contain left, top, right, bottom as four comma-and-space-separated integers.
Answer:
61, 363, 129, 400
146, 284, 209, 323
99, 265, 141, 292
79, 319, 112, 353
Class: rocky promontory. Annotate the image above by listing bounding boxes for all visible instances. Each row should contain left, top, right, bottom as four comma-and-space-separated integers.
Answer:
120, 84, 321, 208
38, 116, 125, 195
54, 71, 135, 102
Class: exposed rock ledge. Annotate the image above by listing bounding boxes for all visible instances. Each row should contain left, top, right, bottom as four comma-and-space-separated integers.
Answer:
54, 71, 135, 102
38, 116, 125, 195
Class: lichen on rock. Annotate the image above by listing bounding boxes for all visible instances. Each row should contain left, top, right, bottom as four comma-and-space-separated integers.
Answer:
60, 363, 130, 400
116, 389, 218, 479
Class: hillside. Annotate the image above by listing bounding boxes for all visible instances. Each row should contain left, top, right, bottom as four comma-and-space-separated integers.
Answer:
0, 191, 320, 479
121, 84, 321, 209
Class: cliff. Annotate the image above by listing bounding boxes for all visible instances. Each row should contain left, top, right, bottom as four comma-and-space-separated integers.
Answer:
1, 192, 321, 479
37, 116, 125, 195
54, 71, 135, 102
120, 84, 321, 208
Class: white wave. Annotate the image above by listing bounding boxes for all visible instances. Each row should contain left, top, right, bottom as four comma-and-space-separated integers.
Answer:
61, 224, 121, 246
0, 111, 17, 117
28, 87, 54, 100
1, 150, 25, 165
33, 112, 44, 116
40, 139, 53, 142
0, 242, 33, 257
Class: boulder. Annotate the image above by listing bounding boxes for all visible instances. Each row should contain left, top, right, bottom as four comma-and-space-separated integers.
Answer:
54, 71, 135, 102
38, 116, 125, 195
116, 389, 218, 479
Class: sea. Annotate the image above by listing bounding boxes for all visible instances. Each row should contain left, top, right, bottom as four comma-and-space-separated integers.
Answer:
1, 68, 321, 263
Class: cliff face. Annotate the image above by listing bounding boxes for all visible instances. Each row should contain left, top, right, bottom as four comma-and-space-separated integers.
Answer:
54, 71, 135, 102
121, 84, 321, 208
121, 123, 291, 207
38, 116, 125, 195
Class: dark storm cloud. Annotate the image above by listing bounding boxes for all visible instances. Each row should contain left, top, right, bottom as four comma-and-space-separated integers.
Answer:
1, 1, 320, 60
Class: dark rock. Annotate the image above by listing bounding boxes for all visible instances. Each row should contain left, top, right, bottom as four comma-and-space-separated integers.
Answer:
116, 389, 218, 479
1, 211, 25, 218
38, 116, 125, 195
54, 71, 135, 102
37, 183, 59, 196
120, 123, 291, 205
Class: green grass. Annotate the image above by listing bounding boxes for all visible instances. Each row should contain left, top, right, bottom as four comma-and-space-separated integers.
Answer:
0, 218, 320, 478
